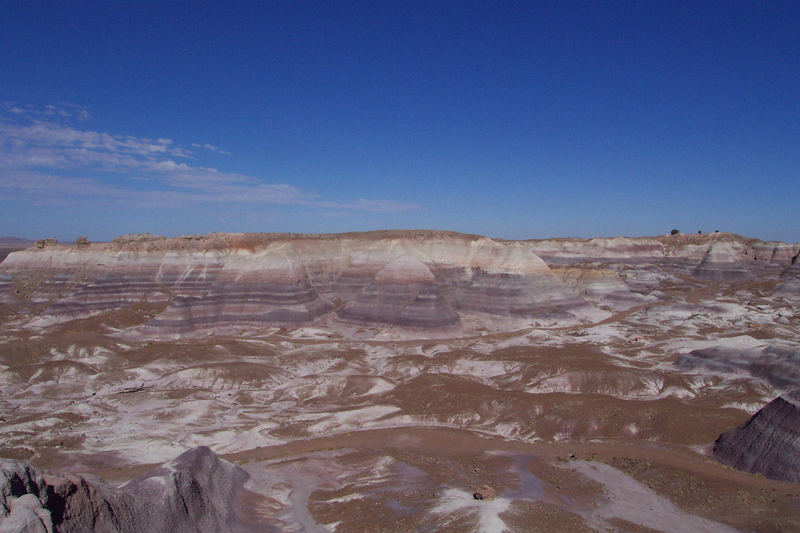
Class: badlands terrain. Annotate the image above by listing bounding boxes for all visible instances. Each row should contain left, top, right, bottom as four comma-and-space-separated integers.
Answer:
1, 230, 800, 532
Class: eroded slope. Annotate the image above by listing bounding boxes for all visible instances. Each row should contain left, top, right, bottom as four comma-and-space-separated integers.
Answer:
1, 230, 799, 532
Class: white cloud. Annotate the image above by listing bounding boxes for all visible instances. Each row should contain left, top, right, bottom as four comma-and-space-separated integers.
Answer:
191, 142, 230, 155
2, 102, 92, 121
313, 198, 420, 213
0, 105, 417, 214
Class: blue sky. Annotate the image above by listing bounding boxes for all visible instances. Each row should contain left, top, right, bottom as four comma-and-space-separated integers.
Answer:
1, 1, 798, 242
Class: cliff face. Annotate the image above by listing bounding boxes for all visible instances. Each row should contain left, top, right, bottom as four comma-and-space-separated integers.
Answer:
0, 232, 600, 338
0, 231, 797, 339
778, 259, 800, 297
713, 391, 800, 484
527, 233, 798, 272
0, 447, 255, 533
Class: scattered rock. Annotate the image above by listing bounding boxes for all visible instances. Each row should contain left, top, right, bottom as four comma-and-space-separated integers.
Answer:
472, 485, 496, 501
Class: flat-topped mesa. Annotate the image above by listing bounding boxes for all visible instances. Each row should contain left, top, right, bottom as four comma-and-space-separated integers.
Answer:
525, 232, 799, 273
713, 391, 800, 484
526, 236, 665, 262
2, 230, 797, 337
0, 231, 598, 337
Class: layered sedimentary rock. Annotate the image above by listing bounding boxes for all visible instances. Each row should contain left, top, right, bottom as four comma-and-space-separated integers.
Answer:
0, 446, 254, 533
752, 241, 799, 265
527, 233, 798, 276
139, 252, 333, 336
338, 254, 459, 327
777, 257, 800, 299
691, 241, 752, 281
454, 268, 587, 318
526, 236, 664, 262
0, 232, 601, 338
674, 345, 800, 390
713, 391, 800, 484
550, 266, 655, 310
1, 231, 797, 339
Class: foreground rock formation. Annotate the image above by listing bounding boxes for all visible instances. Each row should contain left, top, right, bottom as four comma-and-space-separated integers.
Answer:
0, 446, 253, 533
713, 390, 800, 484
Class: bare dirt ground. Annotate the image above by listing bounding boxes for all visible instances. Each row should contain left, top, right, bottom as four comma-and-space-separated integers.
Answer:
1, 267, 799, 531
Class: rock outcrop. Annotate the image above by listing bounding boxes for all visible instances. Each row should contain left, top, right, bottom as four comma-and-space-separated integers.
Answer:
0, 446, 255, 533
777, 257, 800, 299
752, 241, 798, 264
674, 345, 800, 390
713, 391, 800, 484
337, 254, 458, 327
0, 230, 797, 339
0, 232, 600, 338
526, 236, 665, 262
527, 232, 798, 274
550, 266, 655, 310
691, 241, 751, 281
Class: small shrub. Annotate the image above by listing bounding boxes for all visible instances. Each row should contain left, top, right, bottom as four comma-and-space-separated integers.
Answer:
670, 229, 680, 235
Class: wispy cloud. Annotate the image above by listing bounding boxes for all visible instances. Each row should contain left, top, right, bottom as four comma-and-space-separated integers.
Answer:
314, 198, 421, 213
191, 142, 230, 155
3, 102, 91, 121
0, 104, 418, 213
